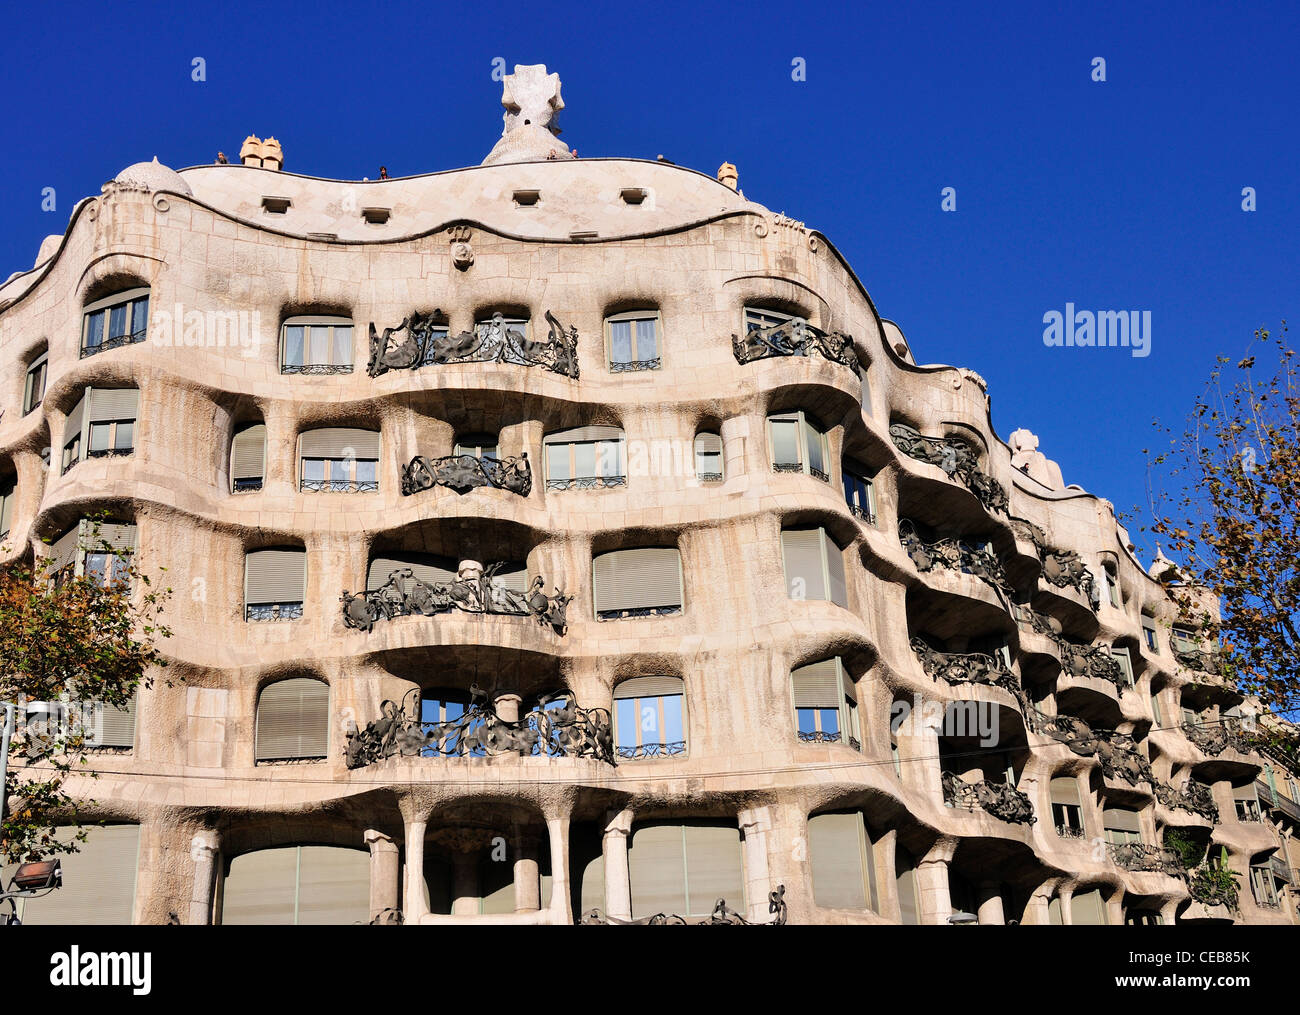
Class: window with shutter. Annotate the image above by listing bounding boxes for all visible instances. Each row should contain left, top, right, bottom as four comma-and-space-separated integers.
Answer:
896, 845, 919, 925
81, 287, 149, 358
45, 519, 136, 588
627, 821, 744, 919
842, 464, 876, 524
792, 658, 859, 750
1233, 783, 1262, 821
0, 476, 14, 539
299, 428, 380, 492
221, 846, 369, 924
1110, 646, 1135, 687
809, 811, 877, 912
61, 388, 139, 474
606, 310, 661, 372
231, 423, 267, 492
767, 411, 829, 482
2, 824, 140, 924
592, 547, 683, 620
255, 677, 329, 761
780, 527, 848, 608
281, 316, 354, 374
23, 352, 48, 415
1102, 806, 1143, 844
454, 433, 500, 460
244, 548, 306, 621
1070, 888, 1108, 925
1050, 776, 1084, 838
693, 432, 723, 482
543, 426, 627, 490
1142, 620, 1159, 652
613, 676, 685, 759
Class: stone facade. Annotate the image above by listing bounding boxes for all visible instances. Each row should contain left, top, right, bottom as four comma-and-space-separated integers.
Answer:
1, 67, 1297, 926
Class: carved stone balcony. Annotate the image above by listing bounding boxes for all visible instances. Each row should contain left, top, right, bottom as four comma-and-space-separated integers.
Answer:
1154, 779, 1220, 823
344, 688, 613, 768
1107, 842, 1186, 878
1012, 604, 1124, 688
1008, 518, 1098, 607
910, 638, 1017, 692
889, 423, 1008, 514
401, 452, 532, 497
941, 771, 1037, 824
582, 885, 788, 926
731, 317, 858, 373
898, 520, 1011, 594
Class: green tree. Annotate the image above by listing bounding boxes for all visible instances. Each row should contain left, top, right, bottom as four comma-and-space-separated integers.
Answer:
1, 519, 171, 864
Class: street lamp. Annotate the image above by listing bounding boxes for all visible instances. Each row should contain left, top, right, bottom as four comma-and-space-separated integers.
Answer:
1, 858, 63, 926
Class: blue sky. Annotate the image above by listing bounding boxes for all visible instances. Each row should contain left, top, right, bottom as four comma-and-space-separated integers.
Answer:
3, 0, 1296, 562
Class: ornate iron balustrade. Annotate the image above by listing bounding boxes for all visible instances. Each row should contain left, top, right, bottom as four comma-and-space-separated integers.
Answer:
1040, 550, 1098, 607
597, 605, 681, 621
233, 478, 264, 492
849, 504, 876, 524
344, 688, 613, 768
301, 479, 379, 493
1107, 842, 1186, 878
910, 638, 1018, 692
582, 886, 788, 926
367, 310, 580, 379
1189, 866, 1240, 911
617, 741, 687, 760
798, 730, 841, 745
731, 314, 858, 373
85, 447, 134, 461
80, 330, 147, 358
772, 462, 804, 474
808, 466, 829, 482
610, 357, 661, 373
545, 475, 627, 491
1154, 779, 1219, 822
697, 472, 723, 483
402, 453, 532, 497
281, 363, 354, 375
889, 423, 1008, 513
1173, 646, 1225, 675
1024, 706, 1155, 787
341, 561, 571, 635
1182, 718, 1257, 757
1056, 823, 1086, 840
246, 602, 303, 622
899, 520, 1012, 593
941, 771, 1037, 824
1060, 643, 1126, 690
1269, 854, 1293, 884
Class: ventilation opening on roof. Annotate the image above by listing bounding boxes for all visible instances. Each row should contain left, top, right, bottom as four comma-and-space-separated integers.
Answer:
361, 207, 391, 225
262, 196, 291, 214
570, 230, 598, 240
513, 190, 541, 207
307, 232, 338, 241
620, 188, 647, 205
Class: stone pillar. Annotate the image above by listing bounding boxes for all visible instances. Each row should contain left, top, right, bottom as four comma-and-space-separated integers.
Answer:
451, 851, 479, 916
602, 808, 634, 921
495, 692, 522, 724
720, 415, 751, 483
737, 805, 773, 923
545, 812, 573, 925
403, 818, 428, 924
187, 830, 220, 926
976, 882, 1005, 925
915, 840, 956, 925
513, 828, 541, 913
364, 829, 400, 922
1024, 888, 1053, 926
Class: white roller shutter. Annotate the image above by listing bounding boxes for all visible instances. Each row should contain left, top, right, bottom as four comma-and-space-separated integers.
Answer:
366, 554, 456, 591
87, 388, 139, 421
545, 425, 624, 444
781, 529, 827, 601
592, 548, 683, 614
231, 424, 267, 482
255, 677, 329, 761
14, 824, 140, 925
792, 658, 841, 709
614, 676, 683, 699
299, 428, 380, 459
245, 549, 307, 605
809, 812, 868, 910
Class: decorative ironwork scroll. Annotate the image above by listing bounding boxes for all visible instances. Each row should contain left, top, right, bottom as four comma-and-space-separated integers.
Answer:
1008, 517, 1099, 608
344, 687, 613, 769
1154, 779, 1219, 822
581, 886, 788, 926
911, 638, 1018, 692
341, 561, 570, 635
731, 316, 859, 373
941, 771, 1037, 824
616, 741, 686, 760
1023, 706, 1154, 787
367, 310, 579, 379
401, 453, 532, 497
899, 519, 1012, 594
1108, 842, 1186, 878
1182, 718, 1255, 757
81, 330, 147, 359
1012, 605, 1126, 691
1173, 646, 1224, 675
889, 423, 1008, 513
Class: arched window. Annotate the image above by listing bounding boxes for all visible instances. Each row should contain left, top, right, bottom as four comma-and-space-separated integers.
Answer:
1102, 805, 1142, 844
1050, 776, 1084, 839
605, 310, 661, 372
808, 811, 878, 912
281, 315, 353, 374
82, 287, 149, 358
693, 432, 723, 482
255, 677, 329, 762
780, 526, 847, 607
767, 410, 829, 482
61, 388, 139, 475
298, 428, 380, 493
592, 547, 683, 620
244, 548, 306, 622
231, 423, 267, 492
613, 676, 685, 759
791, 657, 859, 750
1070, 887, 1109, 925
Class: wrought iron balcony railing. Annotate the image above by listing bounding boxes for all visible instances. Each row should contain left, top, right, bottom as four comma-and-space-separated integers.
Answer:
910, 638, 1018, 692
849, 504, 877, 524
246, 602, 303, 622
233, 478, 264, 492
582, 885, 788, 926
731, 315, 859, 373
402, 452, 532, 497
610, 357, 661, 373
1182, 718, 1257, 757
366, 310, 581, 379
1056, 823, 1086, 840
899, 520, 1012, 594
301, 479, 379, 493
889, 422, 1008, 514
1107, 842, 1186, 878
617, 741, 687, 760
596, 605, 681, 621
546, 475, 627, 491
85, 447, 134, 461
1269, 854, 1294, 884
81, 330, 147, 358
1256, 779, 1300, 823
941, 771, 1037, 824
1173, 646, 1225, 675
281, 363, 354, 375
1024, 705, 1155, 788
1154, 779, 1220, 822
696, 472, 723, 483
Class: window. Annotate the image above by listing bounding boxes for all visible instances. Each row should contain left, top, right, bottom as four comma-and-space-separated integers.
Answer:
419, 691, 475, 757
627, 821, 744, 919
780, 527, 847, 608
1050, 776, 1084, 839
0, 824, 140, 924
280, 316, 354, 374
1070, 888, 1109, 925
1171, 625, 1196, 654
613, 676, 685, 759
543, 426, 626, 490
47, 520, 137, 588
606, 311, 661, 372
81, 287, 149, 358
231, 423, 267, 493
61, 388, 139, 475
744, 306, 798, 333
23, 352, 47, 415
1102, 806, 1143, 845
255, 678, 329, 761
842, 463, 876, 524
1250, 863, 1280, 908
1151, 690, 1164, 725
454, 433, 499, 460
792, 657, 860, 750
0, 476, 14, 540
298, 428, 380, 492
1233, 784, 1262, 822
222, 846, 369, 925
244, 548, 306, 621
768, 410, 829, 482
592, 547, 683, 620
475, 313, 530, 344
1103, 564, 1121, 608
808, 811, 878, 912
1110, 646, 1135, 687
896, 845, 919, 925
693, 433, 723, 482
1142, 619, 1159, 652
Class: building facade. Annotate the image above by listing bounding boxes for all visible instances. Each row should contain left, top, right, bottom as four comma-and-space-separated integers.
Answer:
1, 65, 1297, 926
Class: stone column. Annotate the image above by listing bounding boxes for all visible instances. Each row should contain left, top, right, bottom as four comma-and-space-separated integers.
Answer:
187, 830, 220, 926
403, 818, 429, 924
915, 840, 956, 925
451, 851, 479, 916
364, 829, 400, 922
976, 882, 1005, 925
737, 805, 773, 923
495, 692, 522, 723
1024, 888, 1053, 926
513, 828, 541, 913
602, 808, 634, 921
545, 812, 573, 925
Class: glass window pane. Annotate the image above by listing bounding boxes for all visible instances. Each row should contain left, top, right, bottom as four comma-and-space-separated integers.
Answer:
284, 326, 305, 366
697, 450, 721, 475
819, 708, 839, 737
662, 696, 684, 744
546, 443, 569, 482
597, 440, 622, 477
797, 708, 818, 735
303, 459, 326, 482
615, 698, 637, 749
88, 423, 111, 452
114, 421, 134, 450
638, 698, 661, 744
108, 304, 129, 339
805, 420, 825, 474
635, 318, 658, 360
356, 459, 377, 485
84, 553, 108, 586
85, 311, 105, 348
609, 321, 632, 364
332, 326, 352, 366
771, 420, 800, 466
574, 442, 595, 478
309, 327, 330, 365
330, 458, 352, 482
111, 555, 131, 588
132, 297, 149, 336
